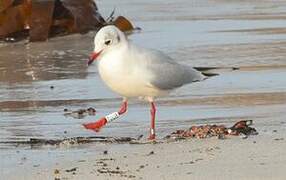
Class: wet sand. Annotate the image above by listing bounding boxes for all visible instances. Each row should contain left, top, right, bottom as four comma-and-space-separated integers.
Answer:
2, 119, 286, 180
1, 0, 286, 179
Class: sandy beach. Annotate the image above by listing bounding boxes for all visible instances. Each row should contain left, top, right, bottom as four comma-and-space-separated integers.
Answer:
1, 0, 286, 179
2, 119, 286, 180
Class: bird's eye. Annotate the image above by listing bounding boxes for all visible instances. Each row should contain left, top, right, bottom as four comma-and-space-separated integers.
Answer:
105, 40, 111, 45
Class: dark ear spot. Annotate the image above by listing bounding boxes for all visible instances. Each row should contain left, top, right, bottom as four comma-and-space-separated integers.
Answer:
105, 40, 111, 45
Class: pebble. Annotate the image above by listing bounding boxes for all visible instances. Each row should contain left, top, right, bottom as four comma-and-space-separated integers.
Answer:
147, 151, 154, 156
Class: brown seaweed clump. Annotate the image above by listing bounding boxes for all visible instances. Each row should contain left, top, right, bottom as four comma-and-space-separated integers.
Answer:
166, 120, 258, 140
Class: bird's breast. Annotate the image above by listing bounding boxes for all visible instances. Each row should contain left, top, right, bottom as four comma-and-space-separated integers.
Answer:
97, 57, 165, 98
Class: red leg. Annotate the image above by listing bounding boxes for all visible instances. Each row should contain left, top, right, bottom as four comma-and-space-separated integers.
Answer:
83, 100, 128, 132
148, 102, 156, 140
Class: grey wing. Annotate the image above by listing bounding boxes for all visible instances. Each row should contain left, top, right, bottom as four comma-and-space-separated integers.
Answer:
145, 50, 205, 90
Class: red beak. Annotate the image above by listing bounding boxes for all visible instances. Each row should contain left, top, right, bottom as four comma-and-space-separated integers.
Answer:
87, 50, 102, 66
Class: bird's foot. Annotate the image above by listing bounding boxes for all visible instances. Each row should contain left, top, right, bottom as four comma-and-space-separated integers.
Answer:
83, 117, 107, 132
148, 133, 156, 141
148, 129, 156, 141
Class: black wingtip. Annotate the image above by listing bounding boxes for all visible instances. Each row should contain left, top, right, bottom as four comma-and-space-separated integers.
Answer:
194, 66, 240, 72
193, 67, 219, 77
201, 72, 219, 77
193, 67, 219, 72
194, 66, 240, 77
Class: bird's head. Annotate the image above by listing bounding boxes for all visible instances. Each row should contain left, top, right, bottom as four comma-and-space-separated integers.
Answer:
87, 25, 126, 66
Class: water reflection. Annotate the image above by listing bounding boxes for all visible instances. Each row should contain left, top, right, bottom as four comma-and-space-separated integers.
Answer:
0, 34, 98, 141
0, 34, 94, 83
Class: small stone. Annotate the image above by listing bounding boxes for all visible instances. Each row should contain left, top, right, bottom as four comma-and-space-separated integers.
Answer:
77, 109, 86, 115
218, 134, 225, 140
147, 151, 154, 155
242, 135, 248, 139
50, 86, 54, 89
137, 134, 144, 140
87, 107, 96, 115
64, 108, 68, 112
103, 150, 108, 155
65, 167, 78, 172
54, 169, 60, 174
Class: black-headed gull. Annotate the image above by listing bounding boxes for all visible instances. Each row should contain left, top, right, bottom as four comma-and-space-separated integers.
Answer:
83, 25, 209, 140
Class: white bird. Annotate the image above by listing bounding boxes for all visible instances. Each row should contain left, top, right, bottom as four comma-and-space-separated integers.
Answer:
83, 25, 211, 140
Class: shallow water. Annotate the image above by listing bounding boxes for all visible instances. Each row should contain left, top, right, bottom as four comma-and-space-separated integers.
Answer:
1, 0, 286, 148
